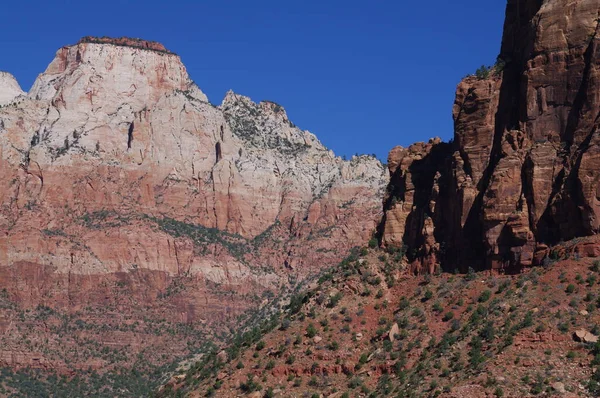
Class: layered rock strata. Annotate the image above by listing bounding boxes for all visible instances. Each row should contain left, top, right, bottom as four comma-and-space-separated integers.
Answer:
0, 37, 387, 371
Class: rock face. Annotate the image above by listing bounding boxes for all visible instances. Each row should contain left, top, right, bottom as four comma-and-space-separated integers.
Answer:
0, 72, 25, 106
381, 0, 600, 273
0, 37, 387, 371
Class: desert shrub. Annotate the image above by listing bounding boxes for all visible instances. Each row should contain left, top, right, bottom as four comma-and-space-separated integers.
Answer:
478, 290, 492, 303
399, 296, 410, 310
240, 374, 261, 392
327, 292, 343, 308
423, 290, 433, 301
306, 323, 317, 338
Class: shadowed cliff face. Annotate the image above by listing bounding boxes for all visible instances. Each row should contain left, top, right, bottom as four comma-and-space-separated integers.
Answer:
381, 0, 600, 274
0, 37, 388, 372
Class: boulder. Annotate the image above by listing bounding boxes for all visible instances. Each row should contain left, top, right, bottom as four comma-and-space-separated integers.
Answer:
389, 323, 400, 342
551, 382, 566, 394
573, 329, 598, 344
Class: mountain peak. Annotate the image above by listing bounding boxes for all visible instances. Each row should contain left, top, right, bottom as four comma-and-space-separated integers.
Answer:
28, 36, 200, 107
0, 71, 25, 106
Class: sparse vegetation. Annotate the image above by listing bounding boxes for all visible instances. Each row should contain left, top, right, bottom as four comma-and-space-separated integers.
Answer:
148, 238, 600, 398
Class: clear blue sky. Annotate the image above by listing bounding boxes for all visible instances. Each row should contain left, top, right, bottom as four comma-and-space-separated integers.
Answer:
1, 0, 507, 161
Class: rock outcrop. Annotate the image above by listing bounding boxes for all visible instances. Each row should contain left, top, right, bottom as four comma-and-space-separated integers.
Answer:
381, 0, 600, 274
0, 37, 387, 371
77, 36, 174, 53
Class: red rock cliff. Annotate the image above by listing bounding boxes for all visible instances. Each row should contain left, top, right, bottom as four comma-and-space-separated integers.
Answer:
381, 0, 600, 273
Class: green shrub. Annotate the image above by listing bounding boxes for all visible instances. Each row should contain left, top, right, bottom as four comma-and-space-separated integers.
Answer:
480, 321, 495, 341
327, 292, 343, 308
466, 267, 477, 281
520, 311, 534, 329
399, 296, 410, 310
475, 65, 492, 80
359, 353, 368, 365
240, 374, 262, 393
478, 290, 492, 303
423, 290, 433, 301
558, 322, 569, 333
306, 323, 317, 338
468, 336, 485, 368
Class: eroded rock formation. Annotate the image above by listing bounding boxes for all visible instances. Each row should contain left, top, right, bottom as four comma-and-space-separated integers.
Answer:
381, 0, 600, 274
0, 37, 387, 371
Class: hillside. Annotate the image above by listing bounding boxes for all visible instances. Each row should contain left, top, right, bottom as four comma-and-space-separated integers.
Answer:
161, 238, 600, 397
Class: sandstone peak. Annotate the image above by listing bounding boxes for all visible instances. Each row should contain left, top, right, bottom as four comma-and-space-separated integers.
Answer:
0, 71, 25, 106
221, 89, 251, 108
220, 89, 326, 154
28, 36, 206, 107
221, 91, 288, 119
77, 36, 173, 54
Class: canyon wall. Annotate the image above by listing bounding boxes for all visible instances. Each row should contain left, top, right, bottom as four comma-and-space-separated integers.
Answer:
381, 0, 600, 274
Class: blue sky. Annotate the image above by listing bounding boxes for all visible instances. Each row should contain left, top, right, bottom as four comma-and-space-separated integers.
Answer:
1, 0, 507, 161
